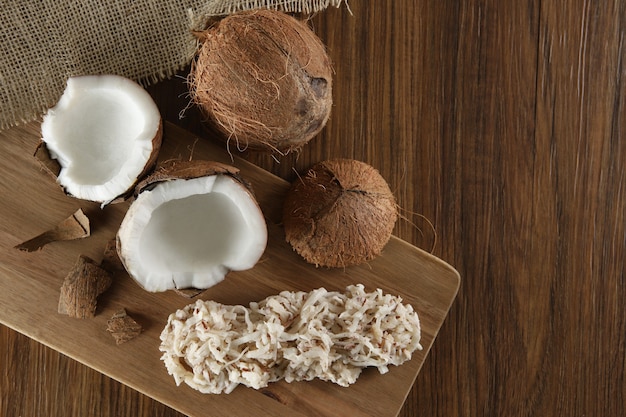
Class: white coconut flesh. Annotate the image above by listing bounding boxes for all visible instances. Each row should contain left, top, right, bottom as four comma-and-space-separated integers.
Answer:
41, 75, 161, 203
117, 175, 268, 292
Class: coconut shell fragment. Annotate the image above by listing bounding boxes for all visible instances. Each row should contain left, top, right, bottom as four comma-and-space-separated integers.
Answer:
58, 255, 112, 319
106, 309, 143, 345
191, 9, 333, 153
101, 238, 125, 272
34, 140, 61, 179
283, 159, 398, 268
14, 208, 90, 252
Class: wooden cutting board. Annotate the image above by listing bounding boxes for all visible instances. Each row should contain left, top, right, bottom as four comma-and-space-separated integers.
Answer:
0, 121, 460, 417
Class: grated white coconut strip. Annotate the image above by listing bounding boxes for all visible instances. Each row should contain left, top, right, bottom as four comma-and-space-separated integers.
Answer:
159, 284, 422, 394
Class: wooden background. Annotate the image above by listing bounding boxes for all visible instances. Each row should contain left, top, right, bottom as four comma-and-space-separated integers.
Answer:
2, 1, 625, 416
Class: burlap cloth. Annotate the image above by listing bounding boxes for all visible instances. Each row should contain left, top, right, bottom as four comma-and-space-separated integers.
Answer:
0, 0, 344, 131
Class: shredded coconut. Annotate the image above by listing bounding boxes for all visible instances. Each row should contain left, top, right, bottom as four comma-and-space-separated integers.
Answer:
159, 284, 422, 394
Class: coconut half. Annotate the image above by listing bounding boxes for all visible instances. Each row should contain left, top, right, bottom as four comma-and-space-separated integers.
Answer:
40, 75, 162, 204
117, 160, 268, 293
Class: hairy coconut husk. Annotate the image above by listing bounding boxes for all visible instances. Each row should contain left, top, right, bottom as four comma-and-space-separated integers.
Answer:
190, 9, 333, 154
283, 159, 398, 268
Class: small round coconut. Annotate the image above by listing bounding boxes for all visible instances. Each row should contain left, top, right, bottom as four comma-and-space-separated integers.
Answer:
190, 9, 333, 154
283, 159, 398, 268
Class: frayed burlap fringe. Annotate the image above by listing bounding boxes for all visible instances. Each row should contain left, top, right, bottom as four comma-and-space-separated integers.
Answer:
0, 0, 345, 131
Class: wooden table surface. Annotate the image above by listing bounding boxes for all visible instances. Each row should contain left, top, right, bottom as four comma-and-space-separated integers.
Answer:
2, 1, 625, 416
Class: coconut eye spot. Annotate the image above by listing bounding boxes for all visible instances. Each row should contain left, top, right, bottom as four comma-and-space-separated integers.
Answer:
309, 77, 328, 98
50, 89, 144, 185
138, 191, 247, 273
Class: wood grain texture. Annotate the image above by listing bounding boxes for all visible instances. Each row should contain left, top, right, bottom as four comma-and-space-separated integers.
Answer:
0, 120, 458, 417
2, 1, 625, 416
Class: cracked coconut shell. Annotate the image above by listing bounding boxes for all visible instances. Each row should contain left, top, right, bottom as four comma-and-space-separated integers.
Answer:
283, 159, 398, 268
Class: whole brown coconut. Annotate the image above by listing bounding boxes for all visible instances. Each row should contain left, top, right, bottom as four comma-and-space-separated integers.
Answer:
283, 159, 398, 268
191, 9, 333, 153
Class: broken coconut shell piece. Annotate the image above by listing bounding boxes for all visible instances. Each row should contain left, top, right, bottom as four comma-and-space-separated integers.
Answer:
283, 159, 398, 268
101, 238, 125, 272
14, 208, 90, 252
58, 255, 112, 319
116, 160, 268, 293
40, 75, 162, 205
106, 309, 143, 345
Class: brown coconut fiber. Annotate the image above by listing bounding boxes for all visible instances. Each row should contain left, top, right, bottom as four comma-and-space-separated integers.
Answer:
190, 9, 333, 154
283, 159, 398, 268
